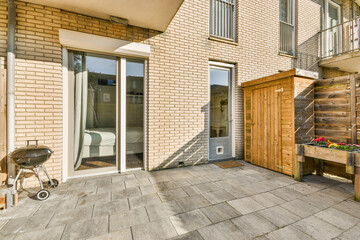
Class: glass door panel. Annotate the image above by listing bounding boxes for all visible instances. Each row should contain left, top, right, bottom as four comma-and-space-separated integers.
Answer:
126, 60, 144, 169
210, 69, 229, 138
70, 51, 117, 171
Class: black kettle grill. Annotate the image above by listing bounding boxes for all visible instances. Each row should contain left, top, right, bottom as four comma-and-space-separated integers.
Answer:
9, 140, 59, 201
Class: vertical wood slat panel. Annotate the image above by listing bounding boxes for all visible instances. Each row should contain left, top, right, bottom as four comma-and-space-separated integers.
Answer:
0, 69, 6, 176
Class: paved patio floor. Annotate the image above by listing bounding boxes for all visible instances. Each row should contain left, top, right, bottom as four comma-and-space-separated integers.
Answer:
1, 161, 360, 240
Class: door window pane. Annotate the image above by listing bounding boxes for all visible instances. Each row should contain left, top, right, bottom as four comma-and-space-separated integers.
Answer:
71, 51, 117, 171
126, 60, 144, 169
210, 69, 229, 138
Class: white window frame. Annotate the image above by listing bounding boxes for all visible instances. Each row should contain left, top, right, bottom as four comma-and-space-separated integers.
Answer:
279, 0, 296, 56
209, 0, 236, 42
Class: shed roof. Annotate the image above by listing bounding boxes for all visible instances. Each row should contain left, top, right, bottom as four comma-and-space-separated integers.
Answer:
241, 68, 318, 88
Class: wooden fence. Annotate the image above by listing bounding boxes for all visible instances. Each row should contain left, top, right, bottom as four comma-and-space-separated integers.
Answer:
0, 69, 6, 182
314, 74, 360, 179
314, 74, 360, 143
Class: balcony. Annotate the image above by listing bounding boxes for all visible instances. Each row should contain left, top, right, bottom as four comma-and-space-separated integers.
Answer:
23, 0, 184, 32
320, 17, 360, 73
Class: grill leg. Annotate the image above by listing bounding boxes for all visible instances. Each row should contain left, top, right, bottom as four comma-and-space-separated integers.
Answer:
34, 166, 44, 190
12, 168, 23, 192
42, 164, 54, 185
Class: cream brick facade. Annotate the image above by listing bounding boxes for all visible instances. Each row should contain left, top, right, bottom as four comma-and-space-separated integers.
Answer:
0, 0, 359, 185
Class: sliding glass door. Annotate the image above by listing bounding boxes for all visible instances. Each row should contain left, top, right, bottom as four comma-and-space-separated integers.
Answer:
68, 51, 145, 175
126, 60, 145, 169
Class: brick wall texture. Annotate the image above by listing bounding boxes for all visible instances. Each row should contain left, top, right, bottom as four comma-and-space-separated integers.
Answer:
0, 0, 358, 185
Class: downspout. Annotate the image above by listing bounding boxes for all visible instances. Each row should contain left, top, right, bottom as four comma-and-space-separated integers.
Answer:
352, 0, 355, 19
7, 0, 15, 185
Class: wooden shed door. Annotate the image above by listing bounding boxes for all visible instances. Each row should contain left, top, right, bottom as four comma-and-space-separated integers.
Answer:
251, 84, 282, 171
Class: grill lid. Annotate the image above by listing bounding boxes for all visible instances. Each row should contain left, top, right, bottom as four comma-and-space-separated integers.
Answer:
9, 140, 53, 167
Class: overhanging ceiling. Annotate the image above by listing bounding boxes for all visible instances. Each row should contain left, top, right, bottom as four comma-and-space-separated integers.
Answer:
22, 0, 184, 32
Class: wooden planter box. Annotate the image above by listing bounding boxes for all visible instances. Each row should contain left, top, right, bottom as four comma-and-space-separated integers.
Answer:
295, 144, 360, 202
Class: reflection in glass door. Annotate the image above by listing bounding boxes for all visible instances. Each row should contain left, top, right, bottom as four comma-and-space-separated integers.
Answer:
69, 51, 117, 172
126, 60, 144, 169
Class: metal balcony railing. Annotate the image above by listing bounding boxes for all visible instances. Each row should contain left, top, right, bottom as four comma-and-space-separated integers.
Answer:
321, 17, 360, 59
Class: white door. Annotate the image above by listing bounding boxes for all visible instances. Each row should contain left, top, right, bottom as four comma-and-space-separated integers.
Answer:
325, 0, 341, 57
209, 63, 234, 161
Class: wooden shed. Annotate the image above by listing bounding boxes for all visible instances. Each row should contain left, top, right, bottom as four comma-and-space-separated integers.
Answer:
242, 69, 317, 176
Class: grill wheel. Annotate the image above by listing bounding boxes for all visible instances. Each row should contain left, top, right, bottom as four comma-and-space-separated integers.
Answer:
36, 189, 50, 201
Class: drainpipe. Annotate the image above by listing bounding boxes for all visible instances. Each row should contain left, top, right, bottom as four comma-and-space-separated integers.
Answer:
353, 0, 355, 19
7, 0, 15, 185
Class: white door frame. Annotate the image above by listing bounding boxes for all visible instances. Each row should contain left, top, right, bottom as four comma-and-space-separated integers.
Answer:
208, 61, 236, 161
62, 48, 147, 181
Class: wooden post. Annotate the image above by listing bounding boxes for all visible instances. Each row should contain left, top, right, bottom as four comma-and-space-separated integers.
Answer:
350, 74, 357, 144
315, 158, 324, 176
355, 167, 360, 202
294, 144, 304, 181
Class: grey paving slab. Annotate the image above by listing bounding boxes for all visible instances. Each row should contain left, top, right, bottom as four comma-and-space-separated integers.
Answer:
47, 206, 93, 227
265, 225, 313, 240
223, 187, 248, 198
146, 201, 184, 221
109, 207, 149, 232
256, 206, 301, 228
231, 213, 277, 238
132, 218, 178, 240
170, 231, 203, 240
0, 206, 40, 220
280, 198, 321, 218
93, 198, 129, 217
88, 228, 132, 240
164, 179, 191, 190
61, 215, 108, 240
140, 183, 167, 195
293, 215, 343, 240
97, 182, 126, 194
228, 197, 265, 215
200, 202, 241, 224
125, 177, 151, 188
0, 218, 28, 236
251, 192, 286, 208
112, 187, 142, 200
194, 182, 221, 194
202, 189, 235, 204
76, 192, 111, 208
336, 224, 360, 240
287, 182, 323, 195
333, 199, 360, 218
197, 220, 243, 240
301, 190, 345, 210
158, 189, 189, 201
148, 174, 173, 183
270, 186, 305, 201
111, 174, 135, 184
181, 186, 201, 196
315, 208, 359, 231
0, 233, 15, 240
13, 226, 65, 240
170, 209, 212, 235
129, 193, 162, 209
175, 194, 211, 212
186, 176, 212, 185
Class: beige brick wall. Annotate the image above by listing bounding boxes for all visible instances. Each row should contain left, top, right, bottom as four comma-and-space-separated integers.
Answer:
3, 0, 356, 185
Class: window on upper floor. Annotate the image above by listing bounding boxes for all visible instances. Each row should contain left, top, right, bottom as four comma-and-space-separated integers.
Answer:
279, 0, 295, 55
209, 0, 236, 42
